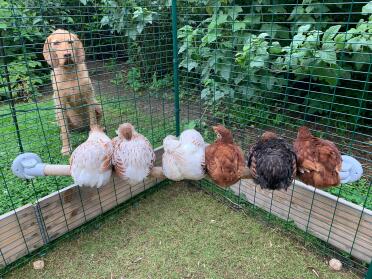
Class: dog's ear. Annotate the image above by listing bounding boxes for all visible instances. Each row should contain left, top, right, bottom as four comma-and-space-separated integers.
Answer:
72, 33, 85, 64
43, 36, 59, 68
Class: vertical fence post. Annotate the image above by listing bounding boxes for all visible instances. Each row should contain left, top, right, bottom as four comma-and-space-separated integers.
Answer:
171, 0, 180, 136
366, 261, 372, 279
0, 33, 24, 153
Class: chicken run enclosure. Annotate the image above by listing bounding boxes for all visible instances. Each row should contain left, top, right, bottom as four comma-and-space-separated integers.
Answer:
0, 0, 371, 277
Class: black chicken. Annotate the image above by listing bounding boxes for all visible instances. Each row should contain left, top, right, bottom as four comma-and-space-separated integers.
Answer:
247, 132, 297, 190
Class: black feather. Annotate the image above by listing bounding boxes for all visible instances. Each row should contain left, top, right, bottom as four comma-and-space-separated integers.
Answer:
247, 137, 297, 190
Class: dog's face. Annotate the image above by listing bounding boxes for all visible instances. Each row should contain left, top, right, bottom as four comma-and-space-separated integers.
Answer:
43, 29, 85, 68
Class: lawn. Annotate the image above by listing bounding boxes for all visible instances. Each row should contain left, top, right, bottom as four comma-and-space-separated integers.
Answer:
4, 183, 360, 279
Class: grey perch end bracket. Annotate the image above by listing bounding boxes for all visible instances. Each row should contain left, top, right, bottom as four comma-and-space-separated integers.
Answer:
11, 152, 71, 179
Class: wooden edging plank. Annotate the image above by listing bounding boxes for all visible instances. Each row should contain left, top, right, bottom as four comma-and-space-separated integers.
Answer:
231, 179, 372, 263
0, 147, 164, 268
0, 204, 43, 268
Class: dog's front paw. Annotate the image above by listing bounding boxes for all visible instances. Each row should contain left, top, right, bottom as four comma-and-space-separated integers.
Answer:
61, 146, 71, 156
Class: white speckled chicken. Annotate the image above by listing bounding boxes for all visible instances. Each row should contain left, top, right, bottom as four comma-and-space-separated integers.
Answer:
70, 125, 113, 188
112, 123, 155, 185
162, 129, 206, 181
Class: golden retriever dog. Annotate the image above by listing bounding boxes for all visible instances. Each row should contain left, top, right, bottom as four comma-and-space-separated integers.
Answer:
43, 29, 102, 155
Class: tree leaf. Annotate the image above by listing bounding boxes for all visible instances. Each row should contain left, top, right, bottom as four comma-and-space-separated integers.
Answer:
178, 43, 187, 54
269, 42, 282, 54
228, 5, 243, 20
136, 22, 144, 34
206, 33, 217, 44
217, 63, 231, 81
232, 21, 245, 32
216, 13, 228, 26
298, 24, 311, 34
289, 6, 305, 21
347, 36, 367, 52
322, 25, 341, 46
317, 49, 337, 65
201, 88, 210, 100
126, 28, 138, 40
250, 57, 265, 68
362, 1, 372, 15
234, 73, 245, 85
292, 34, 306, 48
187, 61, 198, 71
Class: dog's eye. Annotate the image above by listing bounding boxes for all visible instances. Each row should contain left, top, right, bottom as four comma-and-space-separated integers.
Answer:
68, 40, 73, 44
53, 41, 61, 46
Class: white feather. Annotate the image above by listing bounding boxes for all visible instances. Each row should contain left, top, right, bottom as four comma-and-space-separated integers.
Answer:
162, 129, 205, 181
70, 129, 113, 188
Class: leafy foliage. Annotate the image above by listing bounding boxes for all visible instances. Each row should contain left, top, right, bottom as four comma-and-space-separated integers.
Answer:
177, 0, 372, 129
0, 0, 45, 100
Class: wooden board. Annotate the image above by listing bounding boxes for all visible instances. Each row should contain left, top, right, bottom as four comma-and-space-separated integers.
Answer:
38, 147, 164, 242
0, 147, 164, 268
231, 179, 372, 263
0, 204, 43, 268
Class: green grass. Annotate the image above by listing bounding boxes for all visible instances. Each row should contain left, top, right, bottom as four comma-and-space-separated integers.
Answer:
326, 179, 371, 210
4, 183, 360, 279
0, 94, 175, 214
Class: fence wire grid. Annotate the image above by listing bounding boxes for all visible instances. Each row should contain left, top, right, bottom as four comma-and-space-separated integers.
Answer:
0, 0, 371, 277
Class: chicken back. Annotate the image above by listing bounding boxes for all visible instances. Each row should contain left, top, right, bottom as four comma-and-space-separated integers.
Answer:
205, 125, 248, 187
293, 126, 341, 188
162, 129, 206, 181
112, 123, 155, 185
70, 125, 113, 188
247, 132, 296, 191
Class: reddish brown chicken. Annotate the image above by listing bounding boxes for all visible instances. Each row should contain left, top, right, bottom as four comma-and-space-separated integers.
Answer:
205, 125, 251, 187
293, 126, 342, 188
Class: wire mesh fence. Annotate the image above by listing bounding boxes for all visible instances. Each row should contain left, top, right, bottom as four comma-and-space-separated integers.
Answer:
177, 0, 371, 275
0, 0, 371, 277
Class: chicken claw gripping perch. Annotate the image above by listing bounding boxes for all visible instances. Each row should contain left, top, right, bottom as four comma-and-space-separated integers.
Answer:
162, 129, 206, 181
205, 125, 252, 187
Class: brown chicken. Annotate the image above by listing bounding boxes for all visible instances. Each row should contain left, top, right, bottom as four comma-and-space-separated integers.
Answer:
293, 126, 341, 188
205, 125, 251, 187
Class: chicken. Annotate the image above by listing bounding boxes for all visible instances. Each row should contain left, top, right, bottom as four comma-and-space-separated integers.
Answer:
247, 131, 296, 191
162, 129, 206, 181
205, 125, 251, 187
293, 126, 341, 188
70, 125, 113, 188
112, 123, 155, 185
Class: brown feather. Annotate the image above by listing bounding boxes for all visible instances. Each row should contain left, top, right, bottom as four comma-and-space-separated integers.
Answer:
293, 126, 341, 188
205, 125, 246, 187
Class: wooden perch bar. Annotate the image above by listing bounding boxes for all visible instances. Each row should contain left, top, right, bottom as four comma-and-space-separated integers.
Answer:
43, 164, 71, 176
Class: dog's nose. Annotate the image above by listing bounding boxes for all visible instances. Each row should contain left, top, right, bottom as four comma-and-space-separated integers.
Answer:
64, 53, 72, 58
